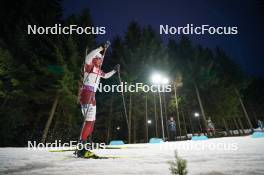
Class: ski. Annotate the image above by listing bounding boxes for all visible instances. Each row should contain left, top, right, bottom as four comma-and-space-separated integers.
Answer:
49, 145, 146, 152
49, 149, 76, 152
62, 150, 142, 159
52, 149, 143, 159
48, 147, 121, 153
62, 155, 137, 159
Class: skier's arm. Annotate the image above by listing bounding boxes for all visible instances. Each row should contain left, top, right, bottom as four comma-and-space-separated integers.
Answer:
101, 70, 116, 79
85, 47, 104, 64
101, 64, 120, 79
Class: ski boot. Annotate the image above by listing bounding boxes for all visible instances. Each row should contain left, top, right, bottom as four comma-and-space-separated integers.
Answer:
83, 150, 100, 159
75, 140, 100, 159
76, 147, 100, 159
74, 140, 86, 157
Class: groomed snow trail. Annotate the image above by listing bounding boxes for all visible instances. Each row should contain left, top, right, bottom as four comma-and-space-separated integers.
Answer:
0, 136, 263, 175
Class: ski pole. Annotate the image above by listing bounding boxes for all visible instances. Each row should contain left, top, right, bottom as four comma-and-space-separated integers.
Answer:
117, 67, 129, 126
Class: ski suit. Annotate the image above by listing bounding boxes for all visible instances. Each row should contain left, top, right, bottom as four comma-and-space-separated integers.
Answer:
167, 119, 177, 141
79, 47, 116, 141
207, 119, 215, 131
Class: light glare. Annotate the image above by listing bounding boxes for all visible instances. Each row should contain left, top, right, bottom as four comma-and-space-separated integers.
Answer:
194, 112, 200, 117
151, 73, 162, 84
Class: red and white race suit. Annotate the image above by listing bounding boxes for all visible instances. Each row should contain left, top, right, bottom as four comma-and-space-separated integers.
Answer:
79, 47, 116, 122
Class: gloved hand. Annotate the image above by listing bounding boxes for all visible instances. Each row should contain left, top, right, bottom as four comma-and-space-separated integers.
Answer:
113, 64, 120, 71
104, 41, 111, 49
105, 41, 111, 48
99, 41, 111, 51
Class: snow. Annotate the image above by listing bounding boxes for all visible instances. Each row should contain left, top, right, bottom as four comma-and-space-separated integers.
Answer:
0, 136, 264, 175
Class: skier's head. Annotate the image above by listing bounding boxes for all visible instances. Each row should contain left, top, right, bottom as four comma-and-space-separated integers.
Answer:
93, 57, 103, 67
170, 117, 174, 121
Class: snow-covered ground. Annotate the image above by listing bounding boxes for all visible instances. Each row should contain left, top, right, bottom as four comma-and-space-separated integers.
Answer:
0, 136, 264, 175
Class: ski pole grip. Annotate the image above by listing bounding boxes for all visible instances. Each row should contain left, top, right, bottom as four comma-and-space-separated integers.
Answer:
104, 41, 111, 48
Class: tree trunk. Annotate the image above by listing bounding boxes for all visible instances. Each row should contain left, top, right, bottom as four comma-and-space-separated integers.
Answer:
145, 94, 148, 142
158, 91, 165, 140
238, 117, 245, 135
163, 92, 169, 139
1, 96, 8, 108
188, 110, 194, 135
50, 108, 60, 140
222, 118, 231, 136
133, 113, 137, 143
173, 84, 182, 140
106, 95, 113, 143
249, 103, 258, 126
194, 83, 208, 134
128, 93, 132, 143
235, 88, 253, 132
181, 107, 188, 139
233, 118, 241, 135
41, 93, 59, 143
154, 93, 158, 137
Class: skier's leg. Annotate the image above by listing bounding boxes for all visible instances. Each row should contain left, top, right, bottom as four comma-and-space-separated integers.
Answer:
80, 93, 96, 142
173, 131, 177, 141
86, 96, 96, 143
87, 120, 95, 143
77, 89, 96, 157
80, 90, 96, 140
80, 121, 94, 141
76, 121, 94, 157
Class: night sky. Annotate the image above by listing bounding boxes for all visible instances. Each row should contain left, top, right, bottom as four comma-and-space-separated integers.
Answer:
63, 0, 264, 77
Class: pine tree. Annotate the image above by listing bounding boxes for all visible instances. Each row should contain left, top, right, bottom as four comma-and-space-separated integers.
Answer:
168, 150, 188, 175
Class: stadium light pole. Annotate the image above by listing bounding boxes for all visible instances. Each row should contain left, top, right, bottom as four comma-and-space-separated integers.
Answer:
194, 112, 202, 134
151, 73, 169, 141
146, 119, 152, 142
173, 78, 183, 140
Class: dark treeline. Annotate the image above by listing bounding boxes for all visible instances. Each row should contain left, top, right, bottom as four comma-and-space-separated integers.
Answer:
0, 0, 263, 146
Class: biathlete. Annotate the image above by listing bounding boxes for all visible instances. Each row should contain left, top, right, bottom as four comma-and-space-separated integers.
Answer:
77, 42, 119, 157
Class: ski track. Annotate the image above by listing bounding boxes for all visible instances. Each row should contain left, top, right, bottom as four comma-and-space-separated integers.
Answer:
0, 136, 264, 175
